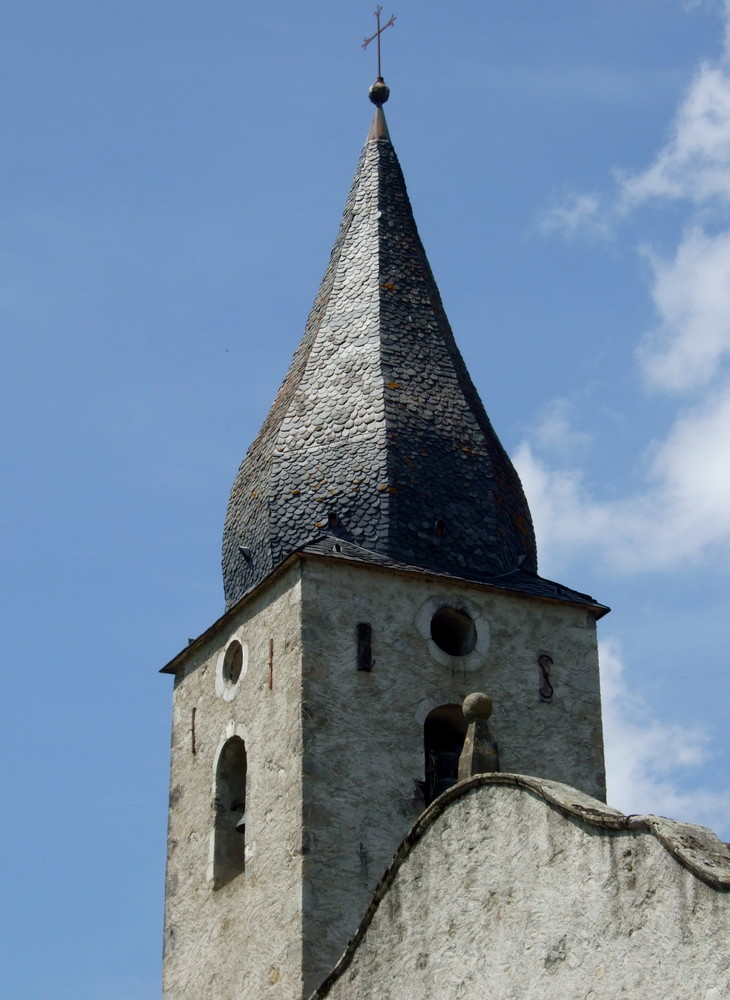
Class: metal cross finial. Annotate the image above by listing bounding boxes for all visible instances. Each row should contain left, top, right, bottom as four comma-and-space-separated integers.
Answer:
362, 6, 396, 80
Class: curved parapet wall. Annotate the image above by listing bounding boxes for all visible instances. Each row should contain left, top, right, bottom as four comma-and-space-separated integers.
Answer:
310, 774, 730, 1000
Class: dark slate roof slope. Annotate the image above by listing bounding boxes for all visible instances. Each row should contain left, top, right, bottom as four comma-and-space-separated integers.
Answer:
222, 105, 538, 608
300, 535, 609, 616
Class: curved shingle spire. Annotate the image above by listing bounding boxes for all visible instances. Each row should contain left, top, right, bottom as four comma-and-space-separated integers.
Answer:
222, 104, 537, 608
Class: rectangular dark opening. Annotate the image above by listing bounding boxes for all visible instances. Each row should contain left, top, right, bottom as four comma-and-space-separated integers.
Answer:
356, 622, 373, 672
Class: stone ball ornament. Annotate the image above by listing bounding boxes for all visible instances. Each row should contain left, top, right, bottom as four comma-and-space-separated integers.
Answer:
462, 692, 493, 723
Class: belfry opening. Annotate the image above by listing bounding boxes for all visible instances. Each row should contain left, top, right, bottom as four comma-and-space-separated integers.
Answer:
423, 704, 468, 806
213, 736, 247, 887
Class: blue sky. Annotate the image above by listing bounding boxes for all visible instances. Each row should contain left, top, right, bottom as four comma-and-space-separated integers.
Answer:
2, 2, 729, 997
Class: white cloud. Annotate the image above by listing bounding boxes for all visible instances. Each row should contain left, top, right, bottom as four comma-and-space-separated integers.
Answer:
621, 63, 730, 206
514, 441, 613, 568
528, 3, 730, 844
600, 637, 730, 834
647, 383, 730, 533
539, 191, 609, 239
544, 8, 730, 234
529, 398, 592, 456
524, 8, 730, 572
639, 227, 730, 391
515, 383, 730, 572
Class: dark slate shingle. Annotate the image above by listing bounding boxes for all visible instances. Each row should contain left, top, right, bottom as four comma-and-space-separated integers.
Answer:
222, 107, 563, 609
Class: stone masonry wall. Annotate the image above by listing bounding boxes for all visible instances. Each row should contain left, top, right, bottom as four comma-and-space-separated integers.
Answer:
162, 563, 305, 1000
298, 556, 604, 994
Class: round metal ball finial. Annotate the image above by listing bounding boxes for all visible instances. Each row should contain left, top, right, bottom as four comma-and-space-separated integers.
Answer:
369, 77, 390, 106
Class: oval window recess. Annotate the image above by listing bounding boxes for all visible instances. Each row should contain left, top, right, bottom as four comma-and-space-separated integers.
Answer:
430, 607, 477, 657
222, 641, 244, 686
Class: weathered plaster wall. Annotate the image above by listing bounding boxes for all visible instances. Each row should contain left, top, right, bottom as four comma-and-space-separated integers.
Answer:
162, 563, 305, 1000
313, 778, 730, 1000
298, 556, 604, 994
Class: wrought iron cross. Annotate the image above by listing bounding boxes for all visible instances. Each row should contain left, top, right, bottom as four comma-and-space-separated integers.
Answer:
362, 6, 396, 80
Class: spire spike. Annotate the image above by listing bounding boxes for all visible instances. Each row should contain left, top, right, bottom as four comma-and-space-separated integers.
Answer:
367, 105, 390, 141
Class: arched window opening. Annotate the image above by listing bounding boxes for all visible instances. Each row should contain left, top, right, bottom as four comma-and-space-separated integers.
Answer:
213, 736, 247, 887
423, 704, 468, 806
430, 606, 477, 656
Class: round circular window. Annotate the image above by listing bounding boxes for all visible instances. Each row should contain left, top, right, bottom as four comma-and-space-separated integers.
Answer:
430, 607, 477, 656
222, 640, 244, 686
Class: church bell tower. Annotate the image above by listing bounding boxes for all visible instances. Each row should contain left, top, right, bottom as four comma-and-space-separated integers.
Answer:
161, 81, 608, 1000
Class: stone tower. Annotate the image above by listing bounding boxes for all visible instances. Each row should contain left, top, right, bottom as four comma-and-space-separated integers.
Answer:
161, 87, 608, 1000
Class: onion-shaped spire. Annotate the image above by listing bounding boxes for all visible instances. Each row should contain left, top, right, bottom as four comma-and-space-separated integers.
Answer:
221, 107, 539, 608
